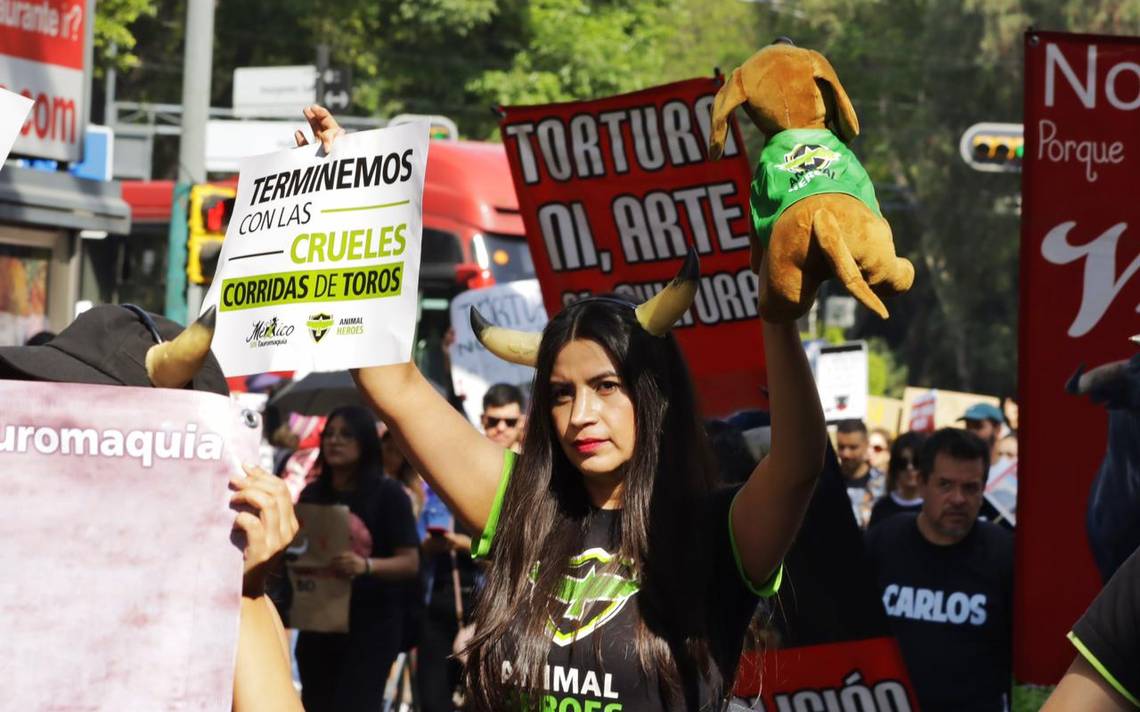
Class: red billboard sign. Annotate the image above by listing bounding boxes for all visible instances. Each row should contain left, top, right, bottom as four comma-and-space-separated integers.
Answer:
1018, 30, 1140, 683
499, 78, 766, 416
0, 0, 92, 161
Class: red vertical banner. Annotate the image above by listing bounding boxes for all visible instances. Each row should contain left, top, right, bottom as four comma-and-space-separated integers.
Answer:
499, 78, 766, 416
1018, 31, 1140, 683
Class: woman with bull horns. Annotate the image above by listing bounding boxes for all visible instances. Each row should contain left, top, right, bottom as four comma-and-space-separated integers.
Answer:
300, 107, 827, 710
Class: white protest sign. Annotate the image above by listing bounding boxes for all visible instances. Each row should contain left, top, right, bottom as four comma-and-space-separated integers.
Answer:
813, 341, 868, 423
0, 381, 258, 710
203, 123, 429, 375
0, 87, 34, 165
449, 279, 547, 425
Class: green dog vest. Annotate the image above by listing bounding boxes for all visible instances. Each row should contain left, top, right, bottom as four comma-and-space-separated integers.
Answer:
750, 129, 881, 248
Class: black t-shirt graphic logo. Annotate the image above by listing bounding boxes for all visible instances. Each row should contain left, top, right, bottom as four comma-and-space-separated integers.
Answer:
538, 547, 640, 647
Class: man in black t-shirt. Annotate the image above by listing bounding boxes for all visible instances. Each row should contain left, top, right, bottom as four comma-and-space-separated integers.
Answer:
1042, 545, 1140, 710
865, 428, 1013, 712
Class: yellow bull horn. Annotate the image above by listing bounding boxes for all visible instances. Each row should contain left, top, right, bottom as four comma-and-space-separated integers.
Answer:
145, 306, 217, 388
471, 248, 700, 365
470, 306, 543, 367
634, 247, 699, 336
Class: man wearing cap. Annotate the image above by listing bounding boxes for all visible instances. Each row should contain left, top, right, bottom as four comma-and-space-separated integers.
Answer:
959, 402, 1005, 461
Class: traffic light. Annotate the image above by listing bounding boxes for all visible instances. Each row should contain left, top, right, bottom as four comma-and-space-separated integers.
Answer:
187, 184, 236, 284
959, 122, 1024, 172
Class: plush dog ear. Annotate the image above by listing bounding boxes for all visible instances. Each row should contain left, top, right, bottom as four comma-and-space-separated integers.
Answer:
709, 67, 747, 160
810, 50, 859, 142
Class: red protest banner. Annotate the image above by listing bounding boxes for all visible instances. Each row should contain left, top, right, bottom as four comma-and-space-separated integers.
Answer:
1018, 30, 1140, 684
499, 78, 765, 416
735, 638, 917, 710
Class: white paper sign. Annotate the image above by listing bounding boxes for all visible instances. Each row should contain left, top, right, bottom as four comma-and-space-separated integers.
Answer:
203, 123, 429, 375
814, 341, 868, 423
0, 87, 34, 166
449, 279, 547, 425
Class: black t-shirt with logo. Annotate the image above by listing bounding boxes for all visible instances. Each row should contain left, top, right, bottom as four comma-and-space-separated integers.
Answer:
1069, 545, 1140, 706
864, 513, 1013, 712
477, 461, 778, 711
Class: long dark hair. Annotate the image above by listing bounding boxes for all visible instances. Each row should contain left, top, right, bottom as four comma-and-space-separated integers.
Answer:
316, 405, 385, 487
465, 298, 721, 709
884, 431, 927, 495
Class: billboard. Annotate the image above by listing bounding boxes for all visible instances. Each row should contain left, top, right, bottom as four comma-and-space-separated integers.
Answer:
1017, 30, 1140, 683
0, 0, 93, 161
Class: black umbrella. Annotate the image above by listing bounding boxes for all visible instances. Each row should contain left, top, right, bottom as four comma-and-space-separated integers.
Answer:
266, 370, 366, 416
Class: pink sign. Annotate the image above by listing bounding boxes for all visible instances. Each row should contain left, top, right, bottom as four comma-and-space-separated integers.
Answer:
0, 381, 259, 710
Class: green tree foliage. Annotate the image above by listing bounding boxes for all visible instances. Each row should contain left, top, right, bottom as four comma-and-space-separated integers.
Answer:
93, 0, 156, 75
106, 0, 1139, 395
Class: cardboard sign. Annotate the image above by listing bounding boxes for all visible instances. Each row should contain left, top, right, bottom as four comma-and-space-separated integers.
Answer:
0, 0, 91, 161
0, 381, 258, 710
0, 87, 34, 166
1017, 30, 1140, 683
449, 279, 548, 425
499, 78, 766, 417
202, 123, 429, 376
287, 503, 352, 633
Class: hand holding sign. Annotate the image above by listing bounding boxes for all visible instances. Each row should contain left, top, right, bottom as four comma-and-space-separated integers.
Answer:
202, 109, 429, 376
231, 464, 300, 596
296, 103, 345, 152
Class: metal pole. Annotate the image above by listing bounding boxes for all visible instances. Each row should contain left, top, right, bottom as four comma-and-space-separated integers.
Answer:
316, 43, 329, 107
165, 0, 215, 323
104, 43, 117, 126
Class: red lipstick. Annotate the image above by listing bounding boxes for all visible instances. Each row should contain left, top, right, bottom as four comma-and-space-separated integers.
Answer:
574, 438, 607, 454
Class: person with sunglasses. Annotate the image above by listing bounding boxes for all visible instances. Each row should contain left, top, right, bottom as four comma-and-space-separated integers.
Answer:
869, 431, 928, 528
868, 427, 892, 474
480, 383, 527, 451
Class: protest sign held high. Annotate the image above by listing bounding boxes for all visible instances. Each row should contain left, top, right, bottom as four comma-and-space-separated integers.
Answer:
203, 122, 429, 376
500, 78, 765, 416
0, 381, 259, 711
1018, 30, 1140, 684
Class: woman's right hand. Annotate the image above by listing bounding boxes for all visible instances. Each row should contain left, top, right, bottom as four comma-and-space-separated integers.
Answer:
295, 104, 345, 152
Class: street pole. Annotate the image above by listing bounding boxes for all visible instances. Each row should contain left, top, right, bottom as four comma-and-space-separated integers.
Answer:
315, 43, 329, 107
165, 0, 216, 323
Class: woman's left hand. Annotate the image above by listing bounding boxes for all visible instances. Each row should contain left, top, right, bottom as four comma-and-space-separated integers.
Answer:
230, 464, 300, 597
332, 551, 368, 578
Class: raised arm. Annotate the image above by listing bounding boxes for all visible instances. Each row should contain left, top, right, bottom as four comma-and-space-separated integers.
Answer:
294, 106, 510, 533
230, 466, 303, 712
730, 320, 827, 586
353, 363, 508, 534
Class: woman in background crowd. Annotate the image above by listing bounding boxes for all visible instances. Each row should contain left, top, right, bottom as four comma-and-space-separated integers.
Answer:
868, 427, 893, 475
869, 431, 928, 528
294, 406, 420, 712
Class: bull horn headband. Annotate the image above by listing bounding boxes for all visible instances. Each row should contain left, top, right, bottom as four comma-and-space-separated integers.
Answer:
471, 248, 700, 367
145, 306, 218, 388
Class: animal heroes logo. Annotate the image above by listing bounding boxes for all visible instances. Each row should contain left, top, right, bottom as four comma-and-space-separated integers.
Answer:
536, 547, 639, 647
777, 143, 842, 192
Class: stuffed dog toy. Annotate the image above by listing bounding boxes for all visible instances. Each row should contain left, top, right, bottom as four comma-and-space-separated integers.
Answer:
709, 41, 914, 321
